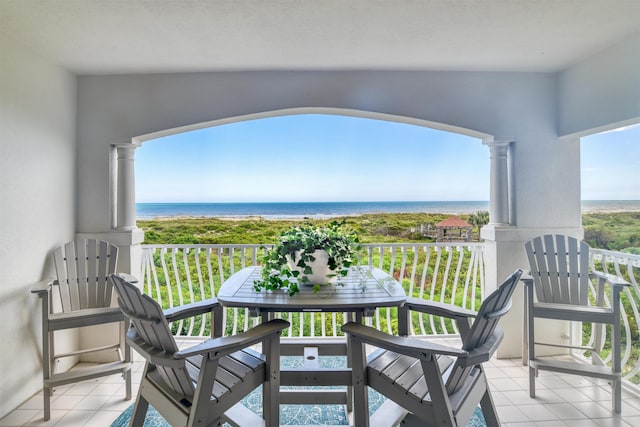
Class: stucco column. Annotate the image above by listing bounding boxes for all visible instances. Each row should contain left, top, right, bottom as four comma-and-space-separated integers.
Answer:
115, 143, 139, 231
481, 138, 519, 359
483, 139, 513, 226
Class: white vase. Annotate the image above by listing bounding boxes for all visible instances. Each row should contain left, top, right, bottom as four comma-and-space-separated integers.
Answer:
287, 249, 335, 285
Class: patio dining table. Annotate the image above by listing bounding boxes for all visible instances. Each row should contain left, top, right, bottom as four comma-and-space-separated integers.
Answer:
217, 265, 407, 410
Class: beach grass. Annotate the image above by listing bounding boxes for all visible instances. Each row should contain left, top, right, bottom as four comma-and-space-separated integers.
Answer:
138, 211, 640, 252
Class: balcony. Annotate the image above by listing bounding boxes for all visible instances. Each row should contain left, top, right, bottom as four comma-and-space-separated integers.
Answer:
3, 242, 639, 426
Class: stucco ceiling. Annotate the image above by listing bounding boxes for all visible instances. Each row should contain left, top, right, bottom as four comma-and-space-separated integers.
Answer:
2, 0, 639, 75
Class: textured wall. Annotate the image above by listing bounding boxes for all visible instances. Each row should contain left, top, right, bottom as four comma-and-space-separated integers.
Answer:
0, 35, 76, 418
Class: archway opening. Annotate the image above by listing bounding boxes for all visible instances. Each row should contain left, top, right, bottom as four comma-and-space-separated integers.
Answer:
136, 113, 488, 207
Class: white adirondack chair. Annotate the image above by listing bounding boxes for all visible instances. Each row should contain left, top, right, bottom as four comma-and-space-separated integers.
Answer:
109, 274, 289, 427
31, 239, 132, 421
524, 234, 629, 413
343, 269, 524, 427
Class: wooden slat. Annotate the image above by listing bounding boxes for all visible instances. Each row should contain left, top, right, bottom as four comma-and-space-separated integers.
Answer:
59, 241, 76, 312
105, 243, 118, 306
533, 302, 613, 322
96, 240, 109, 307
555, 235, 570, 304
215, 352, 257, 379
280, 389, 348, 405
428, 354, 450, 384
380, 353, 418, 384
161, 364, 194, 397
86, 240, 98, 308
577, 239, 590, 305
542, 235, 560, 303
47, 307, 123, 330
392, 358, 424, 393
211, 365, 244, 393
46, 360, 130, 387
208, 350, 265, 395
530, 358, 620, 380
367, 349, 402, 375
444, 362, 471, 395
537, 236, 553, 301
76, 239, 89, 308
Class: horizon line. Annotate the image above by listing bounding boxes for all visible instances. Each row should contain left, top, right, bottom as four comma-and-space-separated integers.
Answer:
136, 199, 639, 204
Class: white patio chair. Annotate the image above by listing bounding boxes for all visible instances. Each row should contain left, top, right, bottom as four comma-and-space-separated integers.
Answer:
31, 239, 132, 421
524, 234, 629, 413
343, 269, 524, 427
110, 274, 289, 426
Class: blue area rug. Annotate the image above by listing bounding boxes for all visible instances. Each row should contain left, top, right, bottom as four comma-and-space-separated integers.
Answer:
111, 356, 486, 426
111, 396, 485, 426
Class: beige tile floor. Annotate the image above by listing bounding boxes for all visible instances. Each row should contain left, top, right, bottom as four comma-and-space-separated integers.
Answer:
2, 339, 640, 427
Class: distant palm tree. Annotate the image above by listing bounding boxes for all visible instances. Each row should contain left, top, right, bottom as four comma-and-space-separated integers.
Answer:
468, 211, 490, 240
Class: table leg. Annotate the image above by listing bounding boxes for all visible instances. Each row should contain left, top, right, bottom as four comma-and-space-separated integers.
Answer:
346, 312, 358, 412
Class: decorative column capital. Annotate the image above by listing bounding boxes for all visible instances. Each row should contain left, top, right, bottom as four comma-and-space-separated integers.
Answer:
114, 140, 141, 154
115, 144, 137, 161
113, 138, 142, 148
483, 138, 514, 152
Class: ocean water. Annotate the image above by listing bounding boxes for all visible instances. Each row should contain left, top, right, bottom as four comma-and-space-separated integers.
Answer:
136, 200, 640, 219
136, 201, 490, 219
581, 200, 640, 212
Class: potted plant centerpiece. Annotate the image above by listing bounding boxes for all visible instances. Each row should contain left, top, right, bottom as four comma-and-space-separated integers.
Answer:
254, 220, 361, 296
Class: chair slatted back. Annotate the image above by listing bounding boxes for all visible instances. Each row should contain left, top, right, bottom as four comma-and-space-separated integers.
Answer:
445, 269, 522, 394
111, 275, 195, 397
525, 235, 589, 305
53, 239, 118, 312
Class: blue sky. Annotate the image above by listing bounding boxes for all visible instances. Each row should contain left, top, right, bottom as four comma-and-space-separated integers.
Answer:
136, 115, 639, 203
581, 124, 640, 200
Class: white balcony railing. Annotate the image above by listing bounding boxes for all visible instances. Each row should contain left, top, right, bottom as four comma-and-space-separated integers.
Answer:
589, 248, 640, 391
139, 243, 485, 339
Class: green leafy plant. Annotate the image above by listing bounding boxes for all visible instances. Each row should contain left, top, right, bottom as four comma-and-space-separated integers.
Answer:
254, 220, 361, 296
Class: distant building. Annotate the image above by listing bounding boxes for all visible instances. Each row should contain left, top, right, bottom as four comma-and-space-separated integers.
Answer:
436, 216, 472, 242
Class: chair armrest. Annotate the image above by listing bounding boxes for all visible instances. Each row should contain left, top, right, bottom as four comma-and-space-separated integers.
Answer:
342, 322, 467, 360
404, 297, 478, 319
164, 298, 220, 323
175, 319, 290, 359
117, 273, 139, 284
31, 279, 55, 296
521, 274, 534, 285
464, 326, 504, 365
590, 271, 630, 288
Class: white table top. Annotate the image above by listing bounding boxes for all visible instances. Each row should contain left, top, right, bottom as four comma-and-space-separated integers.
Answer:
218, 266, 406, 316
